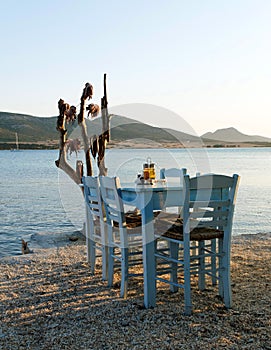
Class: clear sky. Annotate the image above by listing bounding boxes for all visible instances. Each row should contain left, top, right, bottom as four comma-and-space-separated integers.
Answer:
1, 0, 270, 137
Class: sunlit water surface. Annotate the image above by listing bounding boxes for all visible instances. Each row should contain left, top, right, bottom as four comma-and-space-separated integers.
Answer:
0, 148, 270, 257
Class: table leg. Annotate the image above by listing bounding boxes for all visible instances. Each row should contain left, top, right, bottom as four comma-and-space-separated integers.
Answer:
141, 192, 156, 308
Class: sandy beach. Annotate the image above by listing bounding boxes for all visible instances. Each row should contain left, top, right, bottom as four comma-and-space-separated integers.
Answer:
0, 233, 270, 350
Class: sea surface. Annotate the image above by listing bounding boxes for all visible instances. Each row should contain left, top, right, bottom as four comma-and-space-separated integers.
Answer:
0, 147, 271, 258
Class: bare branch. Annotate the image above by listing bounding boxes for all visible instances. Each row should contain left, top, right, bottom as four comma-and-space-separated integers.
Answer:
78, 83, 93, 176
55, 99, 81, 184
98, 73, 110, 176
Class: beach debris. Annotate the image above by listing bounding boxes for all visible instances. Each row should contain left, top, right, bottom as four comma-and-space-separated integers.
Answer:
68, 236, 79, 242
21, 239, 31, 254
68, 230, 85, 242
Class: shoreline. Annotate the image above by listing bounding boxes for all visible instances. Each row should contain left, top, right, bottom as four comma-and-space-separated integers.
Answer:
1, 140, 271, 150
1, 233, 270, 349
1, 231, 270, 262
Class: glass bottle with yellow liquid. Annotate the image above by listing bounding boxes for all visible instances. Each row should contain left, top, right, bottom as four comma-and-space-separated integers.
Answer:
143, 157, 156, 182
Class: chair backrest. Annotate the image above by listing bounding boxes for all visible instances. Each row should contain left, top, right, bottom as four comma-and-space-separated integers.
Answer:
82, 176, 107, 261
99, 176, 125, 226
160, 168, 187, 186
183, 174, 240, 235
82, 176, 104, 220
99, 176, 129, 249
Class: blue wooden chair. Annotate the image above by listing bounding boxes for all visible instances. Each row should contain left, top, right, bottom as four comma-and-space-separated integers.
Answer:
99, 176, 143, 298
82, 176, 108, 280
155, 173, 240, 315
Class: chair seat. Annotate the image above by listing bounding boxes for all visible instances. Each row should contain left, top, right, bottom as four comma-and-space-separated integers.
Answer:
125, 211, 142, 228
113, 211, 161, 229
161, 218, 224, 241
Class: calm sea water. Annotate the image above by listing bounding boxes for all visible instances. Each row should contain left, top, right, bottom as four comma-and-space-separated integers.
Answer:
0, 148, 270, 258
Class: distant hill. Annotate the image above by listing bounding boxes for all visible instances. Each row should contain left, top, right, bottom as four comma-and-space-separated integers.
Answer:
0, 112, 58, 142
0, 112, 270, 149
109, 115, 201, 144
0, 112, 202, 146
202, 127, 271, 143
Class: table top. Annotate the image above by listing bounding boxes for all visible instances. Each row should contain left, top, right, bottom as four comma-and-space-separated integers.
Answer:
121, 184, 183, 210
121, 184, 182, 192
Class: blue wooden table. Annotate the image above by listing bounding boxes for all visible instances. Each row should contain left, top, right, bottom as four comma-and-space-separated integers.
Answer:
121, 185, 183, 308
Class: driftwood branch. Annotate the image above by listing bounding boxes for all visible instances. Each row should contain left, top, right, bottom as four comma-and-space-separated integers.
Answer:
55, 99, 81, 185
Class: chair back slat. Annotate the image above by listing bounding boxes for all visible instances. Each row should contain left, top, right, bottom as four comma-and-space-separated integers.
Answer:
190, 199, 230, 209
190, 174, 236, 189
86, 198, 100, 211
82, 176, 103, 219
190, 220, 228, 229
190, 209, 229, 219
99, 176, 126, 226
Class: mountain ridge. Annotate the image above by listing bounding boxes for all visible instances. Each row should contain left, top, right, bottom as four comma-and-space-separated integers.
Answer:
0, 112, 202, 145
202, 127, 271, 143
0, 112, 270, 147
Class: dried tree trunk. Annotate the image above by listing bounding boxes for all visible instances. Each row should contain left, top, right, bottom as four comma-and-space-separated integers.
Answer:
55, 76, 110, 183
78, 83, 93, 176
98, 73, 110, 176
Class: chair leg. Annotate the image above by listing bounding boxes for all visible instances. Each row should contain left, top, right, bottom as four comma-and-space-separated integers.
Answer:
86, 236, 91, 264
222, 267, 232, 308
120, 248, 129, 298
198, 241, 205, 291
85, 211, 91, 263
211, 239, 217, 286
183, 240, 192, 315
218, 238, 224, 298
101, 245, 108, 281
101, 222, 108, 281
221, 246, 232, 308
108, 246, 114, 287
169, 241, 179, 292
90, 240, 96, 275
